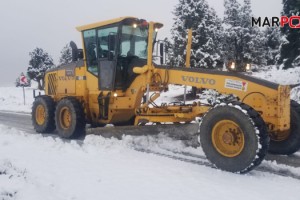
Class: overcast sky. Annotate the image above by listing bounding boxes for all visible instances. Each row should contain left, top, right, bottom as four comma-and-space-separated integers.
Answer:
0, 0, 282, 86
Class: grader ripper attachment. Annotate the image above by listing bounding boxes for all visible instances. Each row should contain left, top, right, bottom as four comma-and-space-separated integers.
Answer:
32, 17, 300, 173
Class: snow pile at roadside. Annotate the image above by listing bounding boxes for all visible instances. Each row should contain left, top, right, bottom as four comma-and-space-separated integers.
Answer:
1, 124, 300, 200
0, 160, 28, 200
252, 66, 300, 102
0, 87, 35, 113
252, 66, 300, 85
155, 84, 192, 105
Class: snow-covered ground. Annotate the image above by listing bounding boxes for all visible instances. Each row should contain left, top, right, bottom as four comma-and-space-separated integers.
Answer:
252, 66, 300, 85
1, 67, 300, 199
252, 66, 300, 102
0, 125, 300, 200
0, 81, 42, 113
0, 87, 35, 113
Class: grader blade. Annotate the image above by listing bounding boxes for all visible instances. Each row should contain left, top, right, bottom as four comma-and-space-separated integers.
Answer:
87, 123, 199, 144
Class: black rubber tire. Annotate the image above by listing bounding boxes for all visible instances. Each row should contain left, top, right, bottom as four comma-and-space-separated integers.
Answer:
200, 102, 269, 173
32, 96, 56, 133
55, 98, 86, 139
268, 100, 300, 155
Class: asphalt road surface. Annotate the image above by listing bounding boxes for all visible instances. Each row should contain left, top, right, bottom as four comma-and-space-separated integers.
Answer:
0, 110, 299, 168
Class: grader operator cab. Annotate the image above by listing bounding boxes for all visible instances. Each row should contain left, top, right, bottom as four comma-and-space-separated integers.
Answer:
32, 17, 300, 173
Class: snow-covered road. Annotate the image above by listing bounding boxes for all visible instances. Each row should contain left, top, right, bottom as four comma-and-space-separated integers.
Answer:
1, 113, 300, 200
1, 124, 300, 200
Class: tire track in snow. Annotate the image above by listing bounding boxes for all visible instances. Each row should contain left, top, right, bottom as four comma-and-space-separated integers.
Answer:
1, 111, 300, 180
133, 147, 300, 180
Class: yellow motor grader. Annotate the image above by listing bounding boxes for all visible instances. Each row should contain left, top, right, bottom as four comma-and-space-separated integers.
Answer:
32, 17, 300, 173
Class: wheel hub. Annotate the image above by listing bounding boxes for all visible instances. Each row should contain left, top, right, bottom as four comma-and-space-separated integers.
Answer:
60, 107, 72, 129
222, 132, 234, 144
212, 120, 245, 157
36, 105, 46, 125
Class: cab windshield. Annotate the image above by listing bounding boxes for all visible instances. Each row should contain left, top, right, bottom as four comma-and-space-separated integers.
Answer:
120, 25, 152, 59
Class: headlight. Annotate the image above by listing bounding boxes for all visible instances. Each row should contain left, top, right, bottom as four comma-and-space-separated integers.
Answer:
227, 61, 252, 72
227, 61, 237, 71
245, 63, 251, 71
133, 23, 137, 28
230, 62, 236, 70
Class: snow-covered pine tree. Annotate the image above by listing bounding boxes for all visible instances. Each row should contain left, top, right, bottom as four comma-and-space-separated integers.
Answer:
278, 0, 300, 69
224, 0, 241, 27
223, 0, 266, 68
27, 48, 54, 90
59, 43, 72, 65
264, 27, 281, 65
171, 0, 223, 68
252, 30, 267, 66
223, 0, 242, 66
240, 0, 254, 65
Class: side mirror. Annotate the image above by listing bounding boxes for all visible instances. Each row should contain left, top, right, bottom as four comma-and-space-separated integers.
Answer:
108, 34, 116, 61
69, 41, 84, 61
159, 43, 164, 65
70, 41, 79, 62
78, 49, 83, 60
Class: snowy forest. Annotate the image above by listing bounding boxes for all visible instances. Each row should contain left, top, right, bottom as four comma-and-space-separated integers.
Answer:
168, 0, 300, 70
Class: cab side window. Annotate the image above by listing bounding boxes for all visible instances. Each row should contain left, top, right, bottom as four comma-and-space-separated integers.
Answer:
97, 27, 118, 59
83, 26, 118, 76
83, 29, 98, 75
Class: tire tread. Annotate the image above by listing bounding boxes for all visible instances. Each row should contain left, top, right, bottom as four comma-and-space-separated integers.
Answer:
32, 96, 56, 133
55, 97, 86, 139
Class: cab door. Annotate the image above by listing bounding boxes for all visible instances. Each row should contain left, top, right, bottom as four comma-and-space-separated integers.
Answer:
83, 26, 119, 121
97, 26, 118, 91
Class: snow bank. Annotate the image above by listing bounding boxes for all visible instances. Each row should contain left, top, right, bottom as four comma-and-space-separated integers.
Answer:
0, 87, 35, 113
0, 160, 27, 200
0, 125, 300, 200
155, 84, 192, 105
252, 66, 300, 103
252, 66, 300, 85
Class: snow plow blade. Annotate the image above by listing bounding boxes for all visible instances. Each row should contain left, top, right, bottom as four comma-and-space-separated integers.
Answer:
87, 123, 199, 145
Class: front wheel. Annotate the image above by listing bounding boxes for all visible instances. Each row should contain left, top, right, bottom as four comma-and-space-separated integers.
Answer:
200, 102, 269, 173
55, 98, 86, 139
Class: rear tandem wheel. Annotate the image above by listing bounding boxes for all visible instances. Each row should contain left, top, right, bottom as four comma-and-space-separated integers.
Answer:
32, 96, 56, 133
199, 102, 269, 173
55, 98, 86, 139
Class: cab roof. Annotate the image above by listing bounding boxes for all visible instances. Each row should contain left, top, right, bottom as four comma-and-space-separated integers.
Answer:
76, 16, 163, 32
